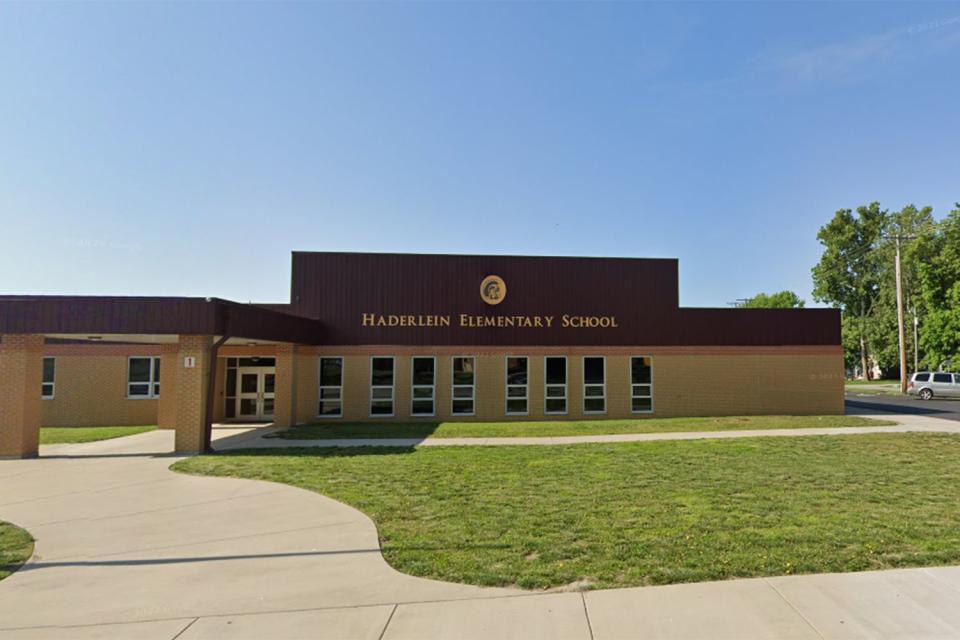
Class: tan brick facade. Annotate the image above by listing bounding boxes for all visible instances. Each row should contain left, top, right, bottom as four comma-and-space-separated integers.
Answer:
40, 347, 160, 428
157, 344, 178, 430
173, 335, 212, 453
291, 346, 844, 424
0, 334, 44, 458
14, 342, 843, 437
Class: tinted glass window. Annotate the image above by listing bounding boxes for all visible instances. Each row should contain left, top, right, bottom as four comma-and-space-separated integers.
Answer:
631, 357, 651, 384
42, 357, 55, 383
238, 357, 275, 367
914, 373, 930, 382
506, 357, 528, 385
320, 358, 343, 386
584, 357, 604, 384
933, 373, 952, 383
129, 358, 151, 382
412, 357, 435, 385
453, 357, 475, 385
546, 357, 566, 384
371, 358, 394, 386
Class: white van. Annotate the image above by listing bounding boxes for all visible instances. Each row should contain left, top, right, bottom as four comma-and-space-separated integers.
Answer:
907, 372, 960, 400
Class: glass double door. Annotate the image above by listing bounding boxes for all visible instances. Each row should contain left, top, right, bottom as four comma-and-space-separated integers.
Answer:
236, 367, 275, 420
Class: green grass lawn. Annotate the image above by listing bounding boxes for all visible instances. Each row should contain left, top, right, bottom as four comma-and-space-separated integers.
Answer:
846, 379, 900, 385
40, 425, 156, 445
0, 521, 34, 581
266, 415, 894, 440
174, 433, 960, 590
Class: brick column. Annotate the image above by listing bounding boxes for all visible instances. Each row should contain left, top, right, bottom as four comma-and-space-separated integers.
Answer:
174, 335, 213, 453
273, 344, 298, 428
157, 343, 178, 430
0, 334, 44, 459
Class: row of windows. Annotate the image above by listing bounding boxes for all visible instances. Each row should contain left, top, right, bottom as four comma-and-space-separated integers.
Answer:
317, 356, 653, 418
39, 357, 161, 400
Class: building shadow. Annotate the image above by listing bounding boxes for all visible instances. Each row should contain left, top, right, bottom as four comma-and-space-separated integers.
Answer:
263, 421, 442, 441
209, 445, 421, 458
845, 398, 953, 416
17, 542, 514, 571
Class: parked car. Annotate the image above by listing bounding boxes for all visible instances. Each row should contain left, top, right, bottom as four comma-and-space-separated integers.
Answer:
907, 372, 960, 400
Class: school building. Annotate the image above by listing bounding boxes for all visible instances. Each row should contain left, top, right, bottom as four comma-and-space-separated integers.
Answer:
0, 252, 844, 458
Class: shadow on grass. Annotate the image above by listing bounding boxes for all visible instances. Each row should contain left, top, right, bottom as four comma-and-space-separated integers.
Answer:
206, 446, 421, 458
264, 422, 442, 441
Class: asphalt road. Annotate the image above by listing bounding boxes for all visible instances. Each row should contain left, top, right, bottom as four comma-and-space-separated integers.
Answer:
845, 392, 960, 422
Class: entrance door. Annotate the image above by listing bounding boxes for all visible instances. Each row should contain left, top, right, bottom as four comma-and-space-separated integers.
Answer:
236, 368, 276, 420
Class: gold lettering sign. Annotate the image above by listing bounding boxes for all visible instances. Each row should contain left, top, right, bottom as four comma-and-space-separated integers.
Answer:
360, 313, 617, 329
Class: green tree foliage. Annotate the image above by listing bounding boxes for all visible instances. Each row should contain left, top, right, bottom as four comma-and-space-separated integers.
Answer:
812, 203, 886, 378
740, 291, 805, 308
812, 202, 957, 376
917, 205, 960, 368
868, 205, 936, 374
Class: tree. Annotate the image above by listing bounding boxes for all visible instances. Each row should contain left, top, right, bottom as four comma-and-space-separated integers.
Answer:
811, 203, 887, 379
739, 291, 805, 308
917, 205, 960, 368
868, 204, 936, 375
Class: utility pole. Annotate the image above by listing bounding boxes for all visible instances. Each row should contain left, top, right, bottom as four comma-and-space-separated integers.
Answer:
886, 233, 916, 393
913, 311, 919, 373
894, 236, 907, 393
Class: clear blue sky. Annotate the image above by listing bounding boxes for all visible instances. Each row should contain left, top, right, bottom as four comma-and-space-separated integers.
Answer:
2, 2, 958, 307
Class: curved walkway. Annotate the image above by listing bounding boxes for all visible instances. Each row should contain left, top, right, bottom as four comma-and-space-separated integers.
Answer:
216, 412, 960, 450
0, 417, 959, 638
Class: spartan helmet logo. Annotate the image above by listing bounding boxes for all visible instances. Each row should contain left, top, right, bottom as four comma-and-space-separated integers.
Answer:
480, 275, 506, 305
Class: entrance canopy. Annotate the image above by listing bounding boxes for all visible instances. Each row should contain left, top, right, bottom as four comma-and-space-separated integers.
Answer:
0, 296, 323, 459
0, 296, 324, 345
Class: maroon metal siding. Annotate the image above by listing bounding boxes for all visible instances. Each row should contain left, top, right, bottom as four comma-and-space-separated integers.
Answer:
0, 296, 325, 345
289, 252, 839, 347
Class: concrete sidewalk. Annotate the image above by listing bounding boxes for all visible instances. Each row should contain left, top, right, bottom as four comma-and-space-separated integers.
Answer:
215, 412, 960, 450
2, 418, 960, 638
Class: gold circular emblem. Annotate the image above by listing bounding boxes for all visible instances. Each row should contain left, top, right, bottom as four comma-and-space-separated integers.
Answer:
480, 275, 506, 305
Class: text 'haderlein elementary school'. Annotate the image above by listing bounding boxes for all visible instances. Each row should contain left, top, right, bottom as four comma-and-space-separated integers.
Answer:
0, 252, 844, 458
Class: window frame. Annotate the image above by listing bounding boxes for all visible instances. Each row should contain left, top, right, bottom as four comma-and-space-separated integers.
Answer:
582, 356, 607, 415
411, 356, 436, 417
451, 355, 476, 416
41, 356, 56, 400
544, 356, 567, 415
369, 356, 395, 417
127, 356, 161, 399
630, 356, 654, 414
505, 355, 529, 416
318, 356, 344, 418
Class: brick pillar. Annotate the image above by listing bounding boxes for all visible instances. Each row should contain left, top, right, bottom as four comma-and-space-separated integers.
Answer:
0, 335, 44, 459
174, 335, 213, 453
273, 344, 298, 428
157, 343, 178, 430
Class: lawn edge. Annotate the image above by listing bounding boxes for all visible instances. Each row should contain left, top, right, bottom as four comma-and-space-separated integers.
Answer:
0, 521, 35, 582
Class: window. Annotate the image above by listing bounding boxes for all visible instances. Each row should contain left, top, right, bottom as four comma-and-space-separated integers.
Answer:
411, 356, 436, 416
933, 373, 952, 383
41, 357, 55, 399
318, 357, 344, 417
914, 373, 930, 382
452, 356, 476, 415
544, 356, 567, 415
128, 356, 161, 398
370, 357, 395, 416
506, 356, 528, 415
583, 356, 606, 414
631, 356, 653, 413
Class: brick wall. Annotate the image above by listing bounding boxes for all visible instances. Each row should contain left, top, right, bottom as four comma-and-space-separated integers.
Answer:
0, 334, 44, 457
293, 346, 844, 423
41, 346, 160, 427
